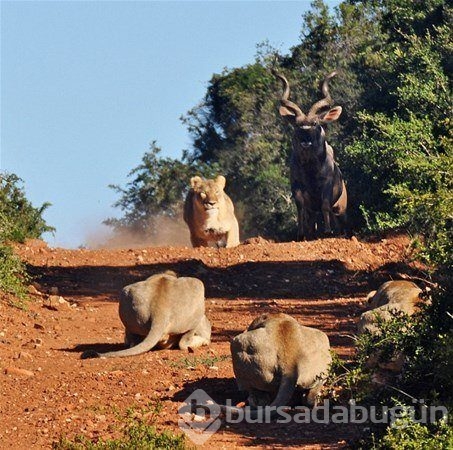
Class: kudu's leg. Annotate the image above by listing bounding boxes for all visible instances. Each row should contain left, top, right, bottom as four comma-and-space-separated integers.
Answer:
322, 180, 335, 235
336, 212, 350, 237
306, 211, 317, 240
293, 190, 306, 241
322, 198, 333, 234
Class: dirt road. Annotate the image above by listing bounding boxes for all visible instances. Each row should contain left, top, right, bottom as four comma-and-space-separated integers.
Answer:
0, 235, 421, 448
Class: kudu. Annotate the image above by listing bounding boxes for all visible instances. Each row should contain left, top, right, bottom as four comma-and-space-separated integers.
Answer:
275, 70, 347, 240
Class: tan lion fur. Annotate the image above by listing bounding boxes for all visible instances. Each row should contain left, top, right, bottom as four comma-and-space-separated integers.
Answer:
231, 313, 332, 409
183, 175, 240, 248
81, 271, 211, 358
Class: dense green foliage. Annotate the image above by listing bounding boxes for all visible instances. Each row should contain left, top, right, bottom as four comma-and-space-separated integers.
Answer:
0, 172, 54, 304
376, 420, 453, 449
342, 1, 452, 270
0, 244, 29, 302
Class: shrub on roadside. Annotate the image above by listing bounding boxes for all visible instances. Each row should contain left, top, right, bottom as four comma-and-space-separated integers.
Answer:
0, 172, 54, 304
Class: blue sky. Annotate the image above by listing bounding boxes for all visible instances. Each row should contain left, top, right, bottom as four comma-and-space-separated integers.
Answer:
1, 0, 339, 248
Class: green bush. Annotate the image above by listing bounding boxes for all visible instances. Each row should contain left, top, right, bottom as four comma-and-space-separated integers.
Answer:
377, 420, 453, 450
0, 244, 29, 303
0, 173, 54, 242
53, 422, 188, 450
331, 284, 453, 447
0, 172, 54, 305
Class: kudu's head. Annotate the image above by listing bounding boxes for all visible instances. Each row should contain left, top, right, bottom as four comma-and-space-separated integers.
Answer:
274, 71, 342, 154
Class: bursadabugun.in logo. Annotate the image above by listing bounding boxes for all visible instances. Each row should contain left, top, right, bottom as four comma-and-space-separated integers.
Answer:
178, 389, 222, 445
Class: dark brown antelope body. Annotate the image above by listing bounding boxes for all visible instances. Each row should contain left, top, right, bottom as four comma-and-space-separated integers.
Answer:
275, 71, 347, 240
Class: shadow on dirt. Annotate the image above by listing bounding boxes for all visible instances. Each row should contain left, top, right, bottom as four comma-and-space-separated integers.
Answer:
63, 343, 127, 354
171, 378, 358, 447
26, 258, 423, 303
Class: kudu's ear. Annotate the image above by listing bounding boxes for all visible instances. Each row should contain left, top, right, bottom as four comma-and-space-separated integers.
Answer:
319, 106, 342, 123
279, 105, 297, 122
215, 175, 226, 190
190, 176, 203, 189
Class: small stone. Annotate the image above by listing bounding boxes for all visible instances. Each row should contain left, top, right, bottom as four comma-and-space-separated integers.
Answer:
49, 287, 59, 295
31, 282, 43, 291
18, 352, 33, 361
5, 367, 35, 377
192, 414, 206, 422
46, 295, 70, 310
28, 285, 42, 296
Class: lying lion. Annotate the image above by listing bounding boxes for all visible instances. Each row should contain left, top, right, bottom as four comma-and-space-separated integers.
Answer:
358, 280, 423, 335
231, 313, 332, 412
183, 175, 240, 248
81, 271, 211, 358
358, 280, 424, 374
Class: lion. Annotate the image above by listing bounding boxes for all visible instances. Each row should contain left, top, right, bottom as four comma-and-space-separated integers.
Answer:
189, 313, 332, 420
183, 175, 240, 248
231, 313, 332, 412
357, 280, 424, 375
81, 271, 211, 358
358, 280, 423, 335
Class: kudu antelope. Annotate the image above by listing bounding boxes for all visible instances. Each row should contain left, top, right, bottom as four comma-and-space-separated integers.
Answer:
274, 70, 347, 240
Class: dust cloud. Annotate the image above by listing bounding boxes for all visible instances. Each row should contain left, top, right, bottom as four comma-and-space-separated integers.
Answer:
84, 216, 191, 249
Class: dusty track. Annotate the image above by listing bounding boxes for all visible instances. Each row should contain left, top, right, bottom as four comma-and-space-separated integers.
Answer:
1, 235, 423, 449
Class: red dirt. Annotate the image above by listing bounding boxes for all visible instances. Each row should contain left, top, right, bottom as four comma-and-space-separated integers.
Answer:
0, 235, 425, 449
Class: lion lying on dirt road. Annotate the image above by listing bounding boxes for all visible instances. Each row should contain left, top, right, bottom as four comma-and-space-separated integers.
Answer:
231, 313, 332, 412
81, 271, 211, 358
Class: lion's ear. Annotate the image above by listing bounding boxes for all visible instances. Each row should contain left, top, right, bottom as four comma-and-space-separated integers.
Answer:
215, 175, 226, 190
190, 176, 203, 189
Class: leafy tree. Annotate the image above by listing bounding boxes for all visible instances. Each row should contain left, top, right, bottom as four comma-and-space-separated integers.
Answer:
343, 1, 452, 269
104, 142, 218, 237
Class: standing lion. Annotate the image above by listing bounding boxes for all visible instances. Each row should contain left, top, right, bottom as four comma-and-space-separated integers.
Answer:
183, 175, 240, 248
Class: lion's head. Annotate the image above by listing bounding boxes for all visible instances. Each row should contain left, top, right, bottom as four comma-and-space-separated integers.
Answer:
190, 175, 227, 217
